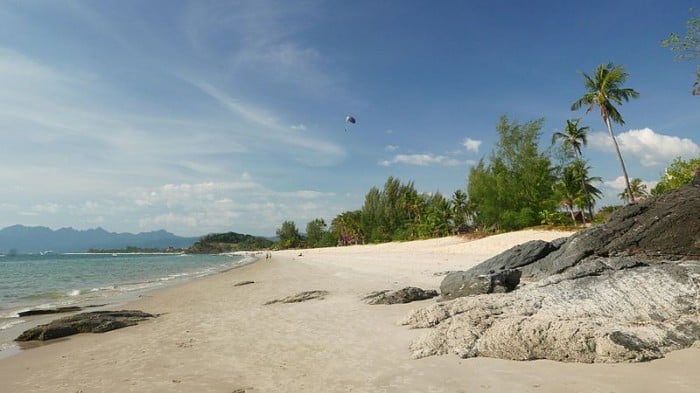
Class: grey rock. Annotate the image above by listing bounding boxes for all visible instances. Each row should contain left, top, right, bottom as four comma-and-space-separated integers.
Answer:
440, 239, 560, 300
403, 261, 700, 362
15, 310, 155, 341
264, 290, 329, 305
440, 269, 522, 300
363, 287, 438, 305
405, 180, 700, 363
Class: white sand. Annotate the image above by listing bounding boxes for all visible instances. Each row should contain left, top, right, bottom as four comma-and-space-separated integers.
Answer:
1, 229, 698, 392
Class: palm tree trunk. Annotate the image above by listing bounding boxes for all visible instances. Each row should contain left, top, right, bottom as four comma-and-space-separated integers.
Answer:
568, 206, 577, 226
574, 152, 590, 224
604, 116, 634, 203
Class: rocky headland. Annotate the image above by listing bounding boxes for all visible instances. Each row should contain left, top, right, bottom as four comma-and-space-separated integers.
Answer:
402, 171, 700, 363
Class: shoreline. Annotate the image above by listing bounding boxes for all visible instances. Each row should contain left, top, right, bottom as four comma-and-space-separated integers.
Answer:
0, 252, 259, 361
1, 230, 698, 392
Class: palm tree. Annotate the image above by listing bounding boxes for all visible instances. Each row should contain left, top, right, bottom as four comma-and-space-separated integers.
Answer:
554, 165, 584, 225
451, 189, 468, 229
552, 118, 589, 158
570, 160, 603, 219
618, 178, 649, 201
571, 63, 640, 203
552, 118, 591, 220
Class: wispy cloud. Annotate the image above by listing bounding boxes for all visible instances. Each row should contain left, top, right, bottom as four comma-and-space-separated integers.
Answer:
380, 154, 467, 167
182, 1, 337, 98
186, 79, 345, 165
589, 128, 699, 167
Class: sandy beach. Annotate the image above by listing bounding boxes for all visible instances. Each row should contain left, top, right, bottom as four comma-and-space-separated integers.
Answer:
1, 229, 698, 393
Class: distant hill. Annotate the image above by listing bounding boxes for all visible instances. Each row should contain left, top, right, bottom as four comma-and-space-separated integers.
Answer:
0, 225, 200, 254
188, 232, 274, 254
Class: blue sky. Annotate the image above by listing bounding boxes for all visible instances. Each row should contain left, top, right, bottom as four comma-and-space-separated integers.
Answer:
1, 0, 698, 237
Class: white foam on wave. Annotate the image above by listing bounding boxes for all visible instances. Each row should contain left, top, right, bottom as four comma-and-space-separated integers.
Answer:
0, 319, 26, 330
0, 310, 21, 319
90, 285, 116, 292
115, 281, 164, 292
67, 289, 81, 297
159, 272, 191, 281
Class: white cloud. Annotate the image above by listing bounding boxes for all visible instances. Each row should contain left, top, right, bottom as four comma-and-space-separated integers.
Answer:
385, 145, 399, 152
31, 203, 60, 214
603, 176, 628, 191
291, 124, 307, 131
379, 154, 464, 167
589, 128, 700, 167
603, 176, 657, 193
462, 137, 482, 153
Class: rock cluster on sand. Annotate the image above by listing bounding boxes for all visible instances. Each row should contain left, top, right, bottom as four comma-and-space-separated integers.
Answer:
403, 175, 700, 363
363, 287, 438, 305
16, 310, 156, 341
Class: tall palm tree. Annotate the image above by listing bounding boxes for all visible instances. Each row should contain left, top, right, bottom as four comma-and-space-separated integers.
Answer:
571, 63, 640, 203
552, 118, 591, 219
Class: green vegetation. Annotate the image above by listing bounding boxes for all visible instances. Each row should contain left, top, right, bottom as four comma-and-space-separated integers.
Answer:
552, 119, 595, 222
652, 156, 700, 194
188, 232, 273, 254
571, 63, 639, 203
662, 8, 700, 95
468, 116, 557, 231
276, 221, 303, 249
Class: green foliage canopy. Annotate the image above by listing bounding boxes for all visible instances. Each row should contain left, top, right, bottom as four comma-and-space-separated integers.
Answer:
188, 232, 273, 253
662, 8, 700, 94
652, 156, 700, 194
276, 220, 302, 249
467, 116, 557, 231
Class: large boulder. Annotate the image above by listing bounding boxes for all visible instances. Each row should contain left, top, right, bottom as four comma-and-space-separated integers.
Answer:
363, 287, 438, 305
406, 177, 700, 363
16, 310, 155, 341
440, 239, 561, 299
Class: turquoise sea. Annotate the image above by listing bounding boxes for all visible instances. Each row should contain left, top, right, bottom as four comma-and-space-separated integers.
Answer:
0, 252, 252, 358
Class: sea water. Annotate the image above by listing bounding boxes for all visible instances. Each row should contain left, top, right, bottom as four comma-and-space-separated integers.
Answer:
0, 252, 253, 358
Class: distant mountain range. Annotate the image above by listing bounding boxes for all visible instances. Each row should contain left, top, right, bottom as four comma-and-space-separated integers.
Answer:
0, 225, 201, 254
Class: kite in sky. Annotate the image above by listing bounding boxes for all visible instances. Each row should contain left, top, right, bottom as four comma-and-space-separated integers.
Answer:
344, 115, 356, 132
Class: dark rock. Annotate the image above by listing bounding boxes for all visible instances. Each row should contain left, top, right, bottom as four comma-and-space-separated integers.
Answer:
440, 269, 522, 300
18, 306, 82, 317
439, 239, 561, 300
363, 287, 438, 305
441, 179, 700, 288
264, 290, 329, 305
15, 310, 155, 341
234, 280, 255, 287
